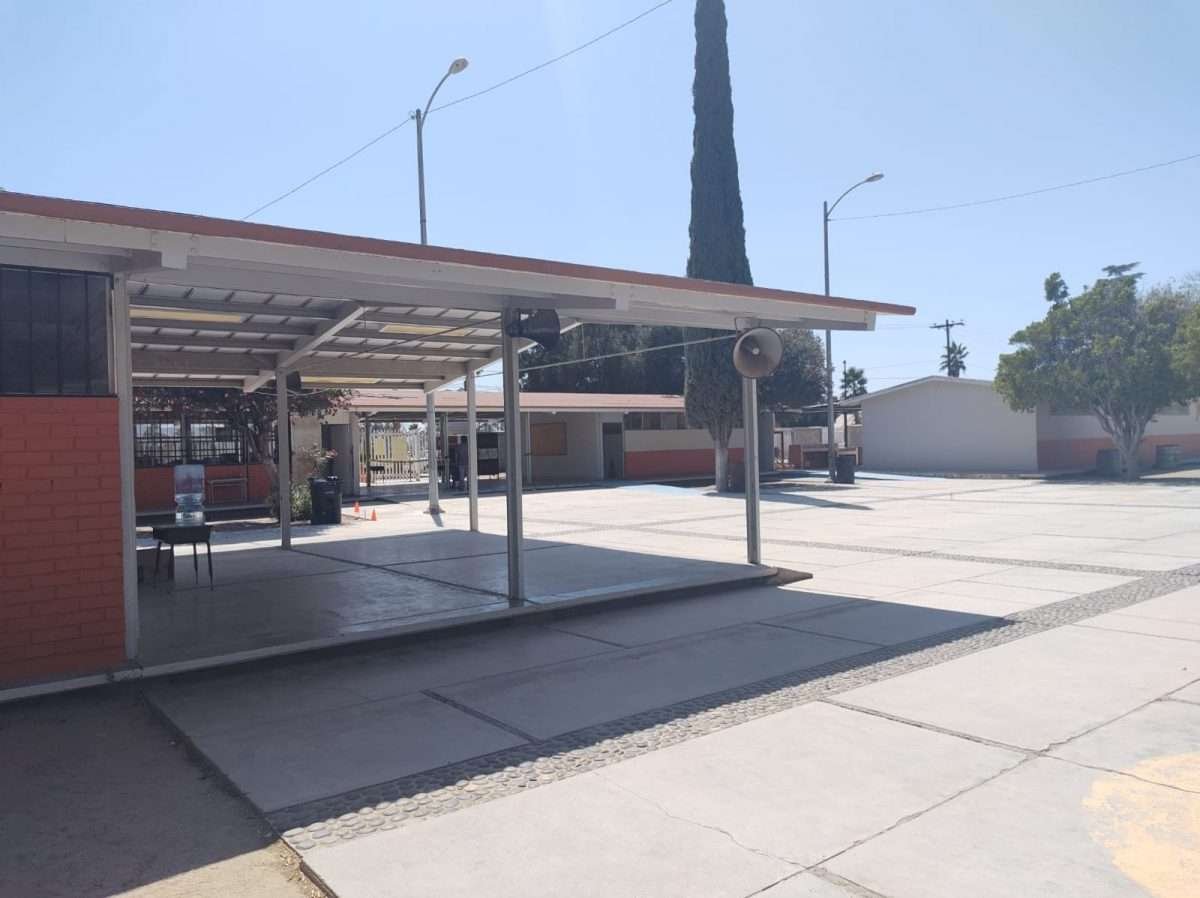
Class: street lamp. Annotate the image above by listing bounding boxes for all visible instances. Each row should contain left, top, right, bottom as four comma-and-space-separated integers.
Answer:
413, 56, 469, 245
822, 171, 883, 482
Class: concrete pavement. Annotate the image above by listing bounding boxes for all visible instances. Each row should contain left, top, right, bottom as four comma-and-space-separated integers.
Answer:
141, 476, 1200, 897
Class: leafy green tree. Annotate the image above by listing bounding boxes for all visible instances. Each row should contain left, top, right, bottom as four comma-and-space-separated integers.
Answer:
133, 385, 349, 514
1169, 274, 1200, 397
685, 0, 752, 491
758, 329, 826, 410
840, 365, 868, 399
520, 324, 684, 393
940, 341, 969, 377
995, 266, 1192, 479
1044, 272, 1069, 305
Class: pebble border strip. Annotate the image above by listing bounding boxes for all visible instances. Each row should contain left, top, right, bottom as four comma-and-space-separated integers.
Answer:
271, 562, 1200, 850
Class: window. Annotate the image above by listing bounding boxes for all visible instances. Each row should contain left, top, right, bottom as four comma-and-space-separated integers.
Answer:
0, 266, 110, 396
188, 419, 245, 465
135, 416, 185, 467
624, 412, 643, 431
530, 421, 567, 456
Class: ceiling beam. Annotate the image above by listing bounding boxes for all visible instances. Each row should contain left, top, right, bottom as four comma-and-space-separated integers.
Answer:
132, 350, 275, 375
298, 357, 467, 380
128, 317, 316, 337
132, 334, 297, 351
130, 294, 342, 321
339, 326, 501, 346
243, 304, 366, 392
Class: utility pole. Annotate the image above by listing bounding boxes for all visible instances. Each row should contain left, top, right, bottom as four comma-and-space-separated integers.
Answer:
931, 319, 965, 358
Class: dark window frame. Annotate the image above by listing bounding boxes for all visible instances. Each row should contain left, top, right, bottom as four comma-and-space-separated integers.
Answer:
0, 265, 111, 397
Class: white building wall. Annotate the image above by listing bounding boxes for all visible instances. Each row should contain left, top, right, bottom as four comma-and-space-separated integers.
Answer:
861, 378, 1038, 473
528, 412, 602, 484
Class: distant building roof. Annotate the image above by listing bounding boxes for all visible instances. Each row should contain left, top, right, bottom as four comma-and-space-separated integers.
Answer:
857, 375, 994, 403
349, 389, 685, 415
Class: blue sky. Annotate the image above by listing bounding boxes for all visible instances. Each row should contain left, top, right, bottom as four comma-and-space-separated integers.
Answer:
2, 0, 1197, 391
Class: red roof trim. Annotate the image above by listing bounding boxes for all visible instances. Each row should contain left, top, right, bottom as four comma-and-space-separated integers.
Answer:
0, 192, 916, 317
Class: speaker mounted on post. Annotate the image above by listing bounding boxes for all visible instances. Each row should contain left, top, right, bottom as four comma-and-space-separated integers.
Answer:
732, 327, 783, 379
504, 308, 562, 352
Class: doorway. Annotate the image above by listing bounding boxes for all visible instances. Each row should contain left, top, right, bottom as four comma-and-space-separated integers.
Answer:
602, 422, 624, 480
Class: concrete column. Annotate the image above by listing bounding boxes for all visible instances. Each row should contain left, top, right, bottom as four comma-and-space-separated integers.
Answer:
742, 377, 761, 565
111, 274, 139, 661
466, 363, 480, 532
425, 391, 441, 514
347, 412, 362, 497
501, 309, 525, 602
276, 370, 291, 548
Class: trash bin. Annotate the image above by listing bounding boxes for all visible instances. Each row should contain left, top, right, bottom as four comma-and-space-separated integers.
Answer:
309, 476, 342, 525
834, 453, 856, 484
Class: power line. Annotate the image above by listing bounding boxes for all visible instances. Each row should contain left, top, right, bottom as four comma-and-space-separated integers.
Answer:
241, 0, 677, 221
832, 151, 1200, 222
520, 333, 734, 373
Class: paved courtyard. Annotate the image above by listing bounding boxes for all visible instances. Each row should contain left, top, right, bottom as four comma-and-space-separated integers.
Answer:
43, 475, 1200, 895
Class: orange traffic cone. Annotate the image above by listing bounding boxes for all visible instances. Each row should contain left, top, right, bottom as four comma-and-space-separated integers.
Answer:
353, 501, 362, 517
370, 509, 378, 522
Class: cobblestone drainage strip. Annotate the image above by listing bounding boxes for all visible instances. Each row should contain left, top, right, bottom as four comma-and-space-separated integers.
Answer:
269, 562, 1200, 850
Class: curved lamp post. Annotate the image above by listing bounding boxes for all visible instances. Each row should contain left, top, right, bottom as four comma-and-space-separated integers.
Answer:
414, 57, 469, 245
414, 57, 468, 515
822, 171, 883, 482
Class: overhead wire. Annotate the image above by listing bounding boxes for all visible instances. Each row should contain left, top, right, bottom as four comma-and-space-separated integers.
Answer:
241, 0, 678, 221
832, 151, 1200, 221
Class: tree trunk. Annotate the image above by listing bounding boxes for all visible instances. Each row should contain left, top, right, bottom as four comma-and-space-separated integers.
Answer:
1113, 427, 1142, 480
714, 434, 730, 492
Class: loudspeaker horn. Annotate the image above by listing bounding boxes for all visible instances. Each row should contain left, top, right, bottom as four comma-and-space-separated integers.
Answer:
732, 327, 784, 379
505, 308, 562, 352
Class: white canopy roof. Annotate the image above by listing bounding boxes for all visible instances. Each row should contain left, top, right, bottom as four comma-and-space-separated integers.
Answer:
0, 192, 915, 392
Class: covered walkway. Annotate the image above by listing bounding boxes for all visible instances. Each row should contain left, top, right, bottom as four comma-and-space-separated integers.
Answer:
0, 191, 913, 686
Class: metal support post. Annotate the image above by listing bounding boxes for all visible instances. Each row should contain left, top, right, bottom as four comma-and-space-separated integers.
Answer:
276, 370, 291, 548
501, 309, 525, 602
426, 391, 441, 514
742, 377, 762, 564
111, 275, 139, 660
466, 363, 479, 531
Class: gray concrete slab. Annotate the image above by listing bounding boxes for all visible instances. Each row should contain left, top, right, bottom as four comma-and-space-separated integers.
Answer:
971, 567, 1137, 594
148, 624, 615, 737
306, 770, 795, 898
601, 702, 1022, 867
1051, 699, 1200, 790
839, 625, 1200, 750
1172, 681, 1200, 704
1079, 612, 1200, 642
797, 556, 1013, 589
299, 529, 562, 567
154, 544, 357, 590
139, 567, 502, 665
437, 624, 878, 739
757, 874, 855, 897
878, 586, 1044, 618
827, 757, 1199, 898
186, 692, 526, 812
768, 600, 996, 646
547, 585, 857, 647
393, 542, 764, 603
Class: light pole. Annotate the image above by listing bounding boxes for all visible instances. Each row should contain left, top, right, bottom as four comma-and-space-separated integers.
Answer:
413, 56, 469, 245
823, 171, 883, 482
413, 57, 468, 515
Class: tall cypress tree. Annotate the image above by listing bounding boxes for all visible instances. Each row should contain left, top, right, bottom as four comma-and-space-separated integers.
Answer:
685, 0, 751, 490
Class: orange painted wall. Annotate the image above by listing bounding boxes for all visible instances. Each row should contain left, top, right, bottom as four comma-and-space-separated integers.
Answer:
1037, 433, 1200, 471
134, 463, 271, 512
0, 397, 124, 686
623, 448, 744, 479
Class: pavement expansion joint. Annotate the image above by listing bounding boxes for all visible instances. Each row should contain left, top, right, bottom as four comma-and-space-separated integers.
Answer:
271, 560, 1200, 852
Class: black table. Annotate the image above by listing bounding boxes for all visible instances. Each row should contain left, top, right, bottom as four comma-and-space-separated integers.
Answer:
152, 524, 214, 589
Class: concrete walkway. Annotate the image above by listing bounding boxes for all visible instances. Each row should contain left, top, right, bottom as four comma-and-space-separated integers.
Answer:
144, 478, 1200, 897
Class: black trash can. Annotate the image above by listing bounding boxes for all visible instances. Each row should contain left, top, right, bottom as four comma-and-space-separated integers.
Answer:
834, 453, 856, 484
309, 476, 343, 524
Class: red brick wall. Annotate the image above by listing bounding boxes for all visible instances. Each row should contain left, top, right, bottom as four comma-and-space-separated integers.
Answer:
1037, 433, 1200, 471
135, 463, 271, 512
0, 397, 125, 686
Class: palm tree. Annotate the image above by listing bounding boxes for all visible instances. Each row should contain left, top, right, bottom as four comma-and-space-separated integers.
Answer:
940, 341, 969, 377
840, 365, 868, 399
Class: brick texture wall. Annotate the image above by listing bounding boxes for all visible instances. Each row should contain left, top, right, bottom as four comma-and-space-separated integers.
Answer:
0, 397, 125, 686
